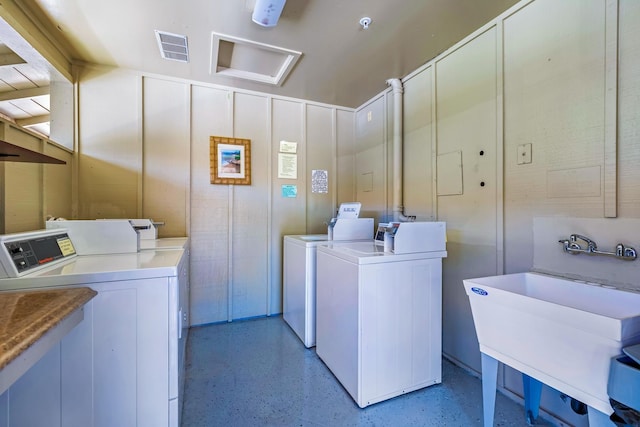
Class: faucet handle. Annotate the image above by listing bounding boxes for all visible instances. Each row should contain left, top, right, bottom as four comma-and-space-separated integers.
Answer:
623, 246, 637, 260
559, 238, 581, 254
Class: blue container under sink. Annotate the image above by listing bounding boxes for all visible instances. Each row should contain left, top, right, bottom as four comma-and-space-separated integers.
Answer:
608, 349, 640, 426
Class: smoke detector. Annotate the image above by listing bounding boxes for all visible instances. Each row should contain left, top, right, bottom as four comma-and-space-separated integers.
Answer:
359, 17, 372, 30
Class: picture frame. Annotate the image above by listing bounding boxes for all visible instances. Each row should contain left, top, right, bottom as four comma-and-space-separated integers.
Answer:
210, 136, 251, 185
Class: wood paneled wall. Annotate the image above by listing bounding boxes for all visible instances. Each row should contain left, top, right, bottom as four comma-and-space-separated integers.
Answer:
0, 121, 73, 234
76, 66, 354, 325
356, 0, 640, 425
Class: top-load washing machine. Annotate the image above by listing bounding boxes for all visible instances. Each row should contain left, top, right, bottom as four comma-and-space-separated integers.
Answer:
315, 222, 447, 408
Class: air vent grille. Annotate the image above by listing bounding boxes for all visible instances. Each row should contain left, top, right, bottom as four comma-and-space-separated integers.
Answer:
155, 30, 189, 63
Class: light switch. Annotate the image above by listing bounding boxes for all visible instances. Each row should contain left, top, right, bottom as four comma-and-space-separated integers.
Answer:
517, 143, 532, 165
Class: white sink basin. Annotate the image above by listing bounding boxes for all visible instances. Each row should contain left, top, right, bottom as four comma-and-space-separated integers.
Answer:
464, 272, 640, 415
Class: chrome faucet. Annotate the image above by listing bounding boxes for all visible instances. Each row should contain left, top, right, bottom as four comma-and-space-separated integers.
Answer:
571, 234, 597, 253
558, 234, 637, 261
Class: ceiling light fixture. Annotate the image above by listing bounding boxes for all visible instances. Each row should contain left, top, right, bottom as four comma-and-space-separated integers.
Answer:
252, 0, 287, 27
359, 17, 372, 30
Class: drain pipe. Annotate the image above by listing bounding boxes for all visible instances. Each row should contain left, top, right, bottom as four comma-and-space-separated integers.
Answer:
386, 78, 414, 222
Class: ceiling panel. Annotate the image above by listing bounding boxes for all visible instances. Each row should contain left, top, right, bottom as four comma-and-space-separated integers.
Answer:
0, 41, 51, 136
26, 0, 519, 108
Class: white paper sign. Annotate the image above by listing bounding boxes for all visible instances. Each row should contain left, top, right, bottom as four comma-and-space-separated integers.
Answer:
312, 170, 328, 193
279, 141, 297, 154
278, 153, 297, 179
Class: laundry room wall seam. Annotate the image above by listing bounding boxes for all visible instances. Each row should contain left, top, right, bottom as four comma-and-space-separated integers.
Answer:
266, 96, 273, 317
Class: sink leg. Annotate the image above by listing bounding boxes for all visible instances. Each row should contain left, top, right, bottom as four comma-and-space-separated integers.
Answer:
481, 353, 498, 426
522, 374, 542, 425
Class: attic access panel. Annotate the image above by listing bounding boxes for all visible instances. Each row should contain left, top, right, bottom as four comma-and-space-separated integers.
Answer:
210, 33, 301, 86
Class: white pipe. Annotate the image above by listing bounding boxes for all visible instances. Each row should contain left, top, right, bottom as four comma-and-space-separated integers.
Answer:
386, 78, 412, 222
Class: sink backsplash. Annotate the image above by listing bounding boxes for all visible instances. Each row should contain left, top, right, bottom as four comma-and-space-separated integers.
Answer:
533, 217, 640, 292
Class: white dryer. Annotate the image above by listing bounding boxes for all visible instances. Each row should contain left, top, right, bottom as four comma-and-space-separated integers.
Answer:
283, 234, 327, 348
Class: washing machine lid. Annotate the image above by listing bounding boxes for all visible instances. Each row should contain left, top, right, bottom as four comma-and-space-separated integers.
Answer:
318, 241, 447, 264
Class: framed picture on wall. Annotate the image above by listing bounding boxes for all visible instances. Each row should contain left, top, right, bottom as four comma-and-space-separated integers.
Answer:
210, 136, 251, 185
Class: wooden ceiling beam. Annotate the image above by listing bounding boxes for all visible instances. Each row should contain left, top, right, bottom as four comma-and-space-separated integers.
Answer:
16, 113, 49, 126
0, 86, 49, 101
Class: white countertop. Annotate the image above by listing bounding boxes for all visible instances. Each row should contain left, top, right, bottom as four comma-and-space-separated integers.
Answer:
0, 249, 185, 291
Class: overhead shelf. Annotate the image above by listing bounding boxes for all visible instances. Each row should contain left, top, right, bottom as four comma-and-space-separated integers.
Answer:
0, 140, 65, 164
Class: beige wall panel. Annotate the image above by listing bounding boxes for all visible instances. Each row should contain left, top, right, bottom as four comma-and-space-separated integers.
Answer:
305, 104, 334, 232
503, 0, 607, 272
617, 0, 640, 217
501, 2, 610, 423
0, 124, 71, 233
270, 98, 304, 314
49, 80, 74, 151
355, 96, 386, 221
3, 128, 43, 232
77, 66, 140, 219
231, 92, 269, 319
43, 145, 73, 220
336, 109, 356, 205
0, 162, 4, 234
272, 99, 305, 234
403, 67, 434, 220
356, 96, 385, 152
189, 84, 233, 324
4, 161, 41, 232
355, 145, 385, 223
5, 125, 41, 151
435, 28, 497, 373
142, 77, 189, 237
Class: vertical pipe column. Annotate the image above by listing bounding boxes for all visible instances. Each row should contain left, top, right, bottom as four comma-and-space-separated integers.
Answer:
386, 78, 410, 222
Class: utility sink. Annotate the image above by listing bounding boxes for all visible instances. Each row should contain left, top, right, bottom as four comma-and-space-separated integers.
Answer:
464, 272, 640, 417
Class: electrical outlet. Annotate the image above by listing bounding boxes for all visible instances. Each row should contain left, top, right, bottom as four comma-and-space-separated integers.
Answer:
517, 143, 532, 165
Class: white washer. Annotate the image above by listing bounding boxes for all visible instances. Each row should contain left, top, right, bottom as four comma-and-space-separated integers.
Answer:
316, 241, 447, 408
0, 230, 188, 427
283, 234, 328, 348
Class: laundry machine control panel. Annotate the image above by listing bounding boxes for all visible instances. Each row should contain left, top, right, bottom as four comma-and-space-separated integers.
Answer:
0, 229, 77, 278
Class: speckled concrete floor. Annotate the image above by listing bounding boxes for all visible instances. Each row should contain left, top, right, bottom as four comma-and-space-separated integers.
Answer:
181, 316, 554, 426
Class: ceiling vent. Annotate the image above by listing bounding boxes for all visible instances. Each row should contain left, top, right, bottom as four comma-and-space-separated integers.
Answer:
155, 30, 189, 63
210, 33, 301, 86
